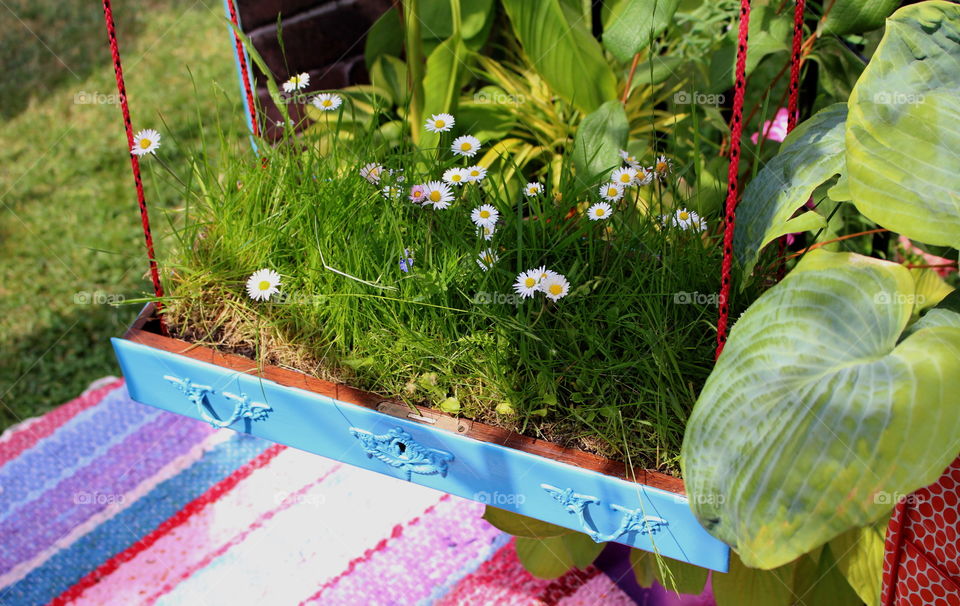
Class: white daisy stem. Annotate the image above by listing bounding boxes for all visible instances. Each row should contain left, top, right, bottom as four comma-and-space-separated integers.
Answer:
153, 154, 187, 188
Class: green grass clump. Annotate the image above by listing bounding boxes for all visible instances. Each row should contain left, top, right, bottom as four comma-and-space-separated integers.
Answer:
165, 113, 752, 473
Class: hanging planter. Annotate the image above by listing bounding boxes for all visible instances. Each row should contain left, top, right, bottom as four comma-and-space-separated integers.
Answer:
112, 303, 730, 571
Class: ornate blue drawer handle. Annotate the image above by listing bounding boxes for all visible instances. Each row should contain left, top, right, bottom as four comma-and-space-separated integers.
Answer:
164, 375, 272, 429
350, 427, 454, 481
541, 483, 668, 543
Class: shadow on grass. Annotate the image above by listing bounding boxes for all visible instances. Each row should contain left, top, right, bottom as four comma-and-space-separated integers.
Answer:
0, 301, 136, 429
0, 0, 194, 120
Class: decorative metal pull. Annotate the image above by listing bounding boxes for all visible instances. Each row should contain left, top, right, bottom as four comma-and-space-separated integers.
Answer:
165, 375, 272, 429
349, 427, 454, 481
541, 483, 668, 543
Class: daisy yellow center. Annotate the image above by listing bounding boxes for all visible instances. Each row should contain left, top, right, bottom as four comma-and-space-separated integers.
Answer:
607, 187, 618, 196
483, 255, 493, 263
258, 280, 271, 291
619, 174, 631, 183
627, 156, 635, 163
479, 210, 490, 218
452, 174, 461, 181
429, 191, 442, 202
139, 138, 152, 149
657, 162, 668, 172
471, 170, 479, 177
461, 142, 472, 151
548, 284, 563, 296
322, 99, 332, 107
679, 211, 690, 221
435, 120, 445, 128
524, 277, 536, 288
596, 208, 606, 216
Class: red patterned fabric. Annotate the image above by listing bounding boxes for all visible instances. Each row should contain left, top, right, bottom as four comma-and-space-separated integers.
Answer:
882, 455, 960, 605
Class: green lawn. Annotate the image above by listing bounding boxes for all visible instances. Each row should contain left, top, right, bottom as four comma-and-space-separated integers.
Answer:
0, 0, 244, 429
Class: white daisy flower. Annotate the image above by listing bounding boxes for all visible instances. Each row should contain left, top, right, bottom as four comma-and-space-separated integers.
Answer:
282, 72, 310, 93
381, 185, 402, 200
540, 273, 570, 301
635, 166, 654, 186
611, 166, 638, 187
470, 204, 499, 228
531, 265, 558, 285
131, 129, 161, 156
425, 113, 455, 133
312, 93, 342, 111
465, 165, 487, 182
673, 208, 706, 231
618, 149, 641, 168
424, 180, 455, 209
443, 167, 469, 187
653, 155, 672, 180
360, 163, 383, 184
588, 202, 613, 221
476, 248, 498, 271
245, 269, 282, 301
513, 270, 540, 299
478, 224, 495, 240
599, 182, 624, 202
451, 135, 481, 157
524, 182, 544, 197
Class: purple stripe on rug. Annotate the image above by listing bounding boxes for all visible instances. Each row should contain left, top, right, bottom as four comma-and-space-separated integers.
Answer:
0, 387, 160, 520
313, 498, 502, 605
0, 410, 213, 573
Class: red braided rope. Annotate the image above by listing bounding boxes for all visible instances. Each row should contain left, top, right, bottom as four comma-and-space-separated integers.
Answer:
786, 0, 807, 131
225, 0, 260, 137
715, 0, 753, 358
776, 0, 808, 280
102, 0, 166, 334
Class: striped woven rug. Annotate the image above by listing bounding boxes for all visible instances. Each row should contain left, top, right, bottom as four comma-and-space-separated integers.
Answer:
0, 379, 714, 605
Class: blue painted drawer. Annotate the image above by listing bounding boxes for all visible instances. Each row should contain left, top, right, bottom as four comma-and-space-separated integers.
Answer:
111, 322, 729, 572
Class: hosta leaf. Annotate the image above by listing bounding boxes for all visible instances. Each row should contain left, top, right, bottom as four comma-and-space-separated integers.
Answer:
515, 536, 575, 579
630, 549, 656, 587
846, 2, 960, 247
910, 268, 954, 312
734, 104, 847, 280
829, 519, 887, 606
501, 0, 618, 113
712, 552, 796, 606
793, 545, 864, 605
652, 554, 708, 595
682, 250, 960, 569
364, 7, 403, 70
482, 506, 573, 538
602, 0, 681, 63
822, 0, 901, 36
572, 100, 629, 184
419, 35, 467, 149
561, 532, 604, 569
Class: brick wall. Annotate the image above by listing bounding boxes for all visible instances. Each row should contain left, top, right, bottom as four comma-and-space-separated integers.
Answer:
232, 0, 394, 136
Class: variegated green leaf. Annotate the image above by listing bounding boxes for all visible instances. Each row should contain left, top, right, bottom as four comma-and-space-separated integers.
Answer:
501, 0, 618, 113
846, 2, 960, 247
602, 0, 681, 63
682, 250, 960, 568
734, 104, 847, 281
572, 100, 629, 183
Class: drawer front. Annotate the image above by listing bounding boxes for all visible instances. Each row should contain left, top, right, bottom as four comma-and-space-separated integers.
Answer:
112, 337, 729, 572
